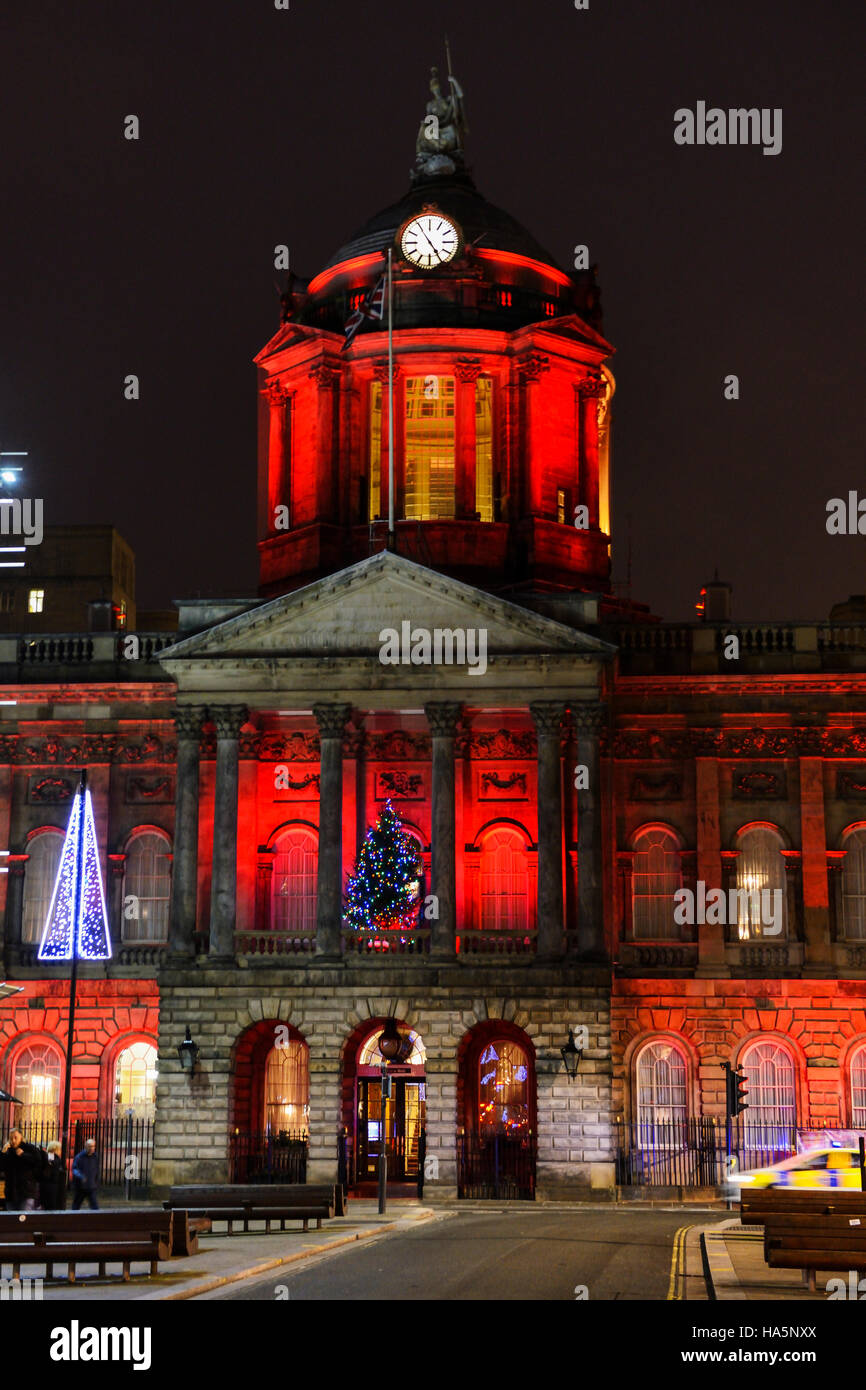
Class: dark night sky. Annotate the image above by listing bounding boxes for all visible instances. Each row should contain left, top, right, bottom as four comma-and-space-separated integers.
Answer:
1, 0, 863, 621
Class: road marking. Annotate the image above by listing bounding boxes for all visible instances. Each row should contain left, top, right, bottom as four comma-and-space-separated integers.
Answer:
667, 1224, 694, 1301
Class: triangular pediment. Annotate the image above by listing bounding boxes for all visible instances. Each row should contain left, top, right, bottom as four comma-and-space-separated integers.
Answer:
160, 553, 613, 665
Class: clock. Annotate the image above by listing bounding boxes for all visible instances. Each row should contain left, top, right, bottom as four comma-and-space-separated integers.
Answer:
400, 211, 460, 269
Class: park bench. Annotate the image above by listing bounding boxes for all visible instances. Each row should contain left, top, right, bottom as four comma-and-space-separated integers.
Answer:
165, 1183, 337, 1234
740, 1188, 866, 1287
0, 1208, 173, 1282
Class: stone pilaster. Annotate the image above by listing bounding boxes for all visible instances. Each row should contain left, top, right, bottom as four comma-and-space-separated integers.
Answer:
425, 703, 461, 957
531, 703, 567, 959
572, 702, 607, 960
208, 706, 247, 960
169, 706, 206, 957
313, 704, 351, 959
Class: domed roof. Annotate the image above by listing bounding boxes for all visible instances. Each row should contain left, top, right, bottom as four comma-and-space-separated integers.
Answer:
322, 172, 563, 274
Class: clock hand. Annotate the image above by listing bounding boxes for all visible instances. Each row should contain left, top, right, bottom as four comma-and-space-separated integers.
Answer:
416, 224, 442, 263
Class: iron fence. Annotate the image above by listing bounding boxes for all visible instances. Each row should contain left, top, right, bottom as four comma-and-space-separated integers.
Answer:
614, 1118, 800, 1187
458, 1132, 536, 1200
11, 1117, 154, 1191
228, 1130, 308, 1184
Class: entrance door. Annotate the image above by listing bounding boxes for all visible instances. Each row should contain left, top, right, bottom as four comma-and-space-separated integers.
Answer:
357, 1078, 426, 1181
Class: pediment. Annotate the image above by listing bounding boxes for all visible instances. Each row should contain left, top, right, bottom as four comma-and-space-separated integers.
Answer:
160, 553, 613, 666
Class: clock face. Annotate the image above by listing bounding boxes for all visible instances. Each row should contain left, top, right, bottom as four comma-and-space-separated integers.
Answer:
400, 213, 460, 269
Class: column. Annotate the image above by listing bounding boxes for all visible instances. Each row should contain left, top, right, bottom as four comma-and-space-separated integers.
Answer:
108, 855, 126, 951
264, 380, 289, 533
695, 757, 726, 973
169, 706, 205, 957
531, 702, 567, 959
800, 756, 832, 973
314, 703, 351, 959
5, 856, 26, 950
311, 363, 341, 523
519, 356, 550, 517
425, 703, 461, 957
208, 705, 247, 960
572, 702, 606, 960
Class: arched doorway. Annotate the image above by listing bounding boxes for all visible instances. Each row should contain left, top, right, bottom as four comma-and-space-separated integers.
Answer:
457, 1022, 537, 1199
343, 1021, 426, 1191
230, 1020, 310, 1182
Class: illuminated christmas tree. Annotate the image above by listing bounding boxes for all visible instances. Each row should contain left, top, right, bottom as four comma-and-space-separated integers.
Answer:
344, 801, 421, 934
38, 775, 111, 960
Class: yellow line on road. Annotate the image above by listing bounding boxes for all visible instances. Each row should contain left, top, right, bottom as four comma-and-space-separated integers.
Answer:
667, 1225, 694, 1301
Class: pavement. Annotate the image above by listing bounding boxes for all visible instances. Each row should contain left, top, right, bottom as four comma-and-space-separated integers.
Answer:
1, 1200, 437, 1301
689, 1218, 860, 1302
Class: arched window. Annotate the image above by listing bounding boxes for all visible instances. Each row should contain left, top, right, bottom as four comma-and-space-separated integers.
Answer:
851, 1044, 866, 1128
734, 826, 787, 940
740, 1041, 796, 1150
842, 829, 866, 940
635, 1040, 688, 1142
632, 828, 683, 939
12, 1043, 62, 1133
477, 1039, 530, 1136
479, 827, 530, 932
271, 828, 317, 932
475, 377, 494, 522
404, 376, 456, 519
22, 830, 64, 945
123, 831, 171, 942
114, 1042, 158, 1121
263, 1040, 309, 1135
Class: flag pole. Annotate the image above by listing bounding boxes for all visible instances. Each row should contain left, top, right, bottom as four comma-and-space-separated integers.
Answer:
59, 768, 86, 1179
387, 246, 395, 550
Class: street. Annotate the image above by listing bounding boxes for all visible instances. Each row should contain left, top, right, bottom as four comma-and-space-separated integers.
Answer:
197, 1205, 727, 1301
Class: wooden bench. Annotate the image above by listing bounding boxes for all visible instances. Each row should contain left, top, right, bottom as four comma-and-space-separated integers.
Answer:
741, 1188, 866, 1225
0, 1209, 173, 1282
165, 1183, 337, 1235
740, 1188, 866, 1286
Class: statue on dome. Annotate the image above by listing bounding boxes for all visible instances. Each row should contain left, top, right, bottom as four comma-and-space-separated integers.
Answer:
413, 50, 467, 180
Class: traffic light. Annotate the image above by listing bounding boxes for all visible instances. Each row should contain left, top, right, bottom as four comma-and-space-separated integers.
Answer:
723, 1061, 749, 1118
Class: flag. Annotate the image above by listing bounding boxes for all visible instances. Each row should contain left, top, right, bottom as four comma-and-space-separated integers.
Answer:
342, 272, 386, 352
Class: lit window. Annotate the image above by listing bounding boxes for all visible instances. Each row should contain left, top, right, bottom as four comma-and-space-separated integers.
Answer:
480, 827, 531, 932
632, 828, 683, 939
851, 1045, 866, 1127
635, 1041, 688, 1144
497, 289, 512, 308
123, 831, 171, 942
369, 380, 382, 520
28, 589, 44, 614
475, 378, 493, 522
735, 826, 787, 940
263, 1040, 309, 1135
22, 829, 64, 944
114, 1042, 158, 1121
13, 1043, 62, 1133
404, 376, 455, 520
477, 1040, 530, 1135
740, 1041, 796, 1150
359, 1028, 426, 1067
271, 828, 318, 932
544, 300, 556, 317
556, 488, 566, 524
842, 829, 866, 939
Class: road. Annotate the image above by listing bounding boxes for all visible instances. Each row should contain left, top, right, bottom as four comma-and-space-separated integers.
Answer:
198, 1205, 726, 1301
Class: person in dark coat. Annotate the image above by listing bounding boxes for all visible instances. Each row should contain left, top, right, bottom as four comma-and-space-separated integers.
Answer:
39, 1140, 66, 1210
71, 1138, 100, 1209
0, 1128, 43, 1210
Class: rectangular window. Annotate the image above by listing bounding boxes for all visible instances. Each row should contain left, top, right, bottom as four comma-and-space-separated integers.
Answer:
475, 378, 494, 522
28, 589, 44, 614
556, 488, 566, 524
369, 380, 382, 520
404, 376, 456, 520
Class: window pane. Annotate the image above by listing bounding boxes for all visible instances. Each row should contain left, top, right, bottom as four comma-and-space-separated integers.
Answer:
632, 829, 682, 939
263, 1041, 309, 1134
636, 1042, 687, 1146
735, 828, 787, 940
272, 830, 317, 931
741, 1042, 796, 1149
115, 1042, 158, 1120
475, 378, 493, 522
13, 1044, 62, 1132
123, 833, 171, 942
404, 377, 455, 520
852, 1046, 866, 1127
478, 1040, 529, 1136
480, 828, 530, 932
843, 831, 866, 940
369, 380, 382, 520
22, 832, 64, 944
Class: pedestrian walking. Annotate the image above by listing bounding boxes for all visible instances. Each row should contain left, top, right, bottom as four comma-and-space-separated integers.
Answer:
0, 1128, 43, 1210
40, 1139, 67, 1210
71, 1137, 100, 1209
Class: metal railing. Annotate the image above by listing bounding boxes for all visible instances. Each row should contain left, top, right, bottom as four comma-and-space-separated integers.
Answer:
457, 1132, 537, 1200
12, 1116, 153, 1191
228, 1130, 308, 1184
614, 1118, 799, 1188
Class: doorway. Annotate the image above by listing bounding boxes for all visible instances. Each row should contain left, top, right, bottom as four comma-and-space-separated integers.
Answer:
357, 1077, 426, 1181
